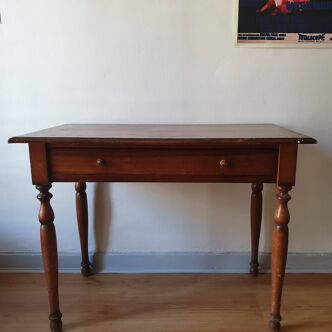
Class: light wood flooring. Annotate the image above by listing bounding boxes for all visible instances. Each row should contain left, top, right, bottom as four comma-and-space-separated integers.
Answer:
1, 273, 331, 332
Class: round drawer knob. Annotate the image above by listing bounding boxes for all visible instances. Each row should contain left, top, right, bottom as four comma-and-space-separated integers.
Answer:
96, 158, 106, 167
219, 159, 228, 168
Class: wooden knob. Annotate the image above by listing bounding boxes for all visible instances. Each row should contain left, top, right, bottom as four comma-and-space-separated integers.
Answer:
219, 159, 228, 168
96, 158, 106, 166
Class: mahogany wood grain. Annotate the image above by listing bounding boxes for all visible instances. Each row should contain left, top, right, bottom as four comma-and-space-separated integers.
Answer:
277, 144, 298, 186
29, 143, 49, 185
36, 185, 62, 332
250, 183, 263, 276
9, 124, 317, 145
48, 148, 278, 183
8, 124, 317, 332
75, 182, 92, 277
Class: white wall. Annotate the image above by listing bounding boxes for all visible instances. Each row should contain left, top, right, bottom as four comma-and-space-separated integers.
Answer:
1, 0, 331, 256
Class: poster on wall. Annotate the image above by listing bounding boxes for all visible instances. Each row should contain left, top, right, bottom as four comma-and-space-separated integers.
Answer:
236, 0, 332, 46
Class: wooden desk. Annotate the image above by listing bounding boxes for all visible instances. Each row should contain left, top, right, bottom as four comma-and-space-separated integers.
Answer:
9, 124, 317, 331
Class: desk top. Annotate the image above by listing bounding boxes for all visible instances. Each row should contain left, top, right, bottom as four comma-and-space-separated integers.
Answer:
9, 124, 317, 145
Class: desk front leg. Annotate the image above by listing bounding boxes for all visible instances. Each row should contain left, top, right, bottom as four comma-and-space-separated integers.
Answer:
36, 185, 63, 332
270, 185, 292, 331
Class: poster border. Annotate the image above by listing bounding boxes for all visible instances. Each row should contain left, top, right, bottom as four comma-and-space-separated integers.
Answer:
234, 0, 332, 48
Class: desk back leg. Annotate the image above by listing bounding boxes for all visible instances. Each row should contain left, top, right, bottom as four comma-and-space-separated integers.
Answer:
250, 182, 263, 276
75, 182, 92, 277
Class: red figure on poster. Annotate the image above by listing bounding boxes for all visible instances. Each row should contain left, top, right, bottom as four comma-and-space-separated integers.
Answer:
258, 0, 310, 15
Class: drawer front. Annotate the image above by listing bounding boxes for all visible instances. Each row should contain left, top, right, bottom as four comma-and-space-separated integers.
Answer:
48, 148, 278, 182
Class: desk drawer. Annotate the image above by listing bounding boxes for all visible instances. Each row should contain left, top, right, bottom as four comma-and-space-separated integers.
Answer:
48, 148, 278, 182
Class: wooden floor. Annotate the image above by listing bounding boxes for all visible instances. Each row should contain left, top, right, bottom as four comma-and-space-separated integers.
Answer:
0, 273, 331, 332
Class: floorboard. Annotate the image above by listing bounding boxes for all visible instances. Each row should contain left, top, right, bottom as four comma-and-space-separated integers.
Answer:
0, 273, 331, 332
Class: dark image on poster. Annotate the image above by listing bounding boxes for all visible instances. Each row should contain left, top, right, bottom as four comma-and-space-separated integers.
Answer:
236, 0, 332, 45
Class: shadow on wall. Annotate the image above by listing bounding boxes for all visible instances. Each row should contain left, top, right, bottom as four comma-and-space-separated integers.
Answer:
92, 183, 112, 271
260, 183, 275, 269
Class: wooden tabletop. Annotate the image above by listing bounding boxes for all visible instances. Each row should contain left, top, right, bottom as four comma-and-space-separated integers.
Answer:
8, 124, 317, 145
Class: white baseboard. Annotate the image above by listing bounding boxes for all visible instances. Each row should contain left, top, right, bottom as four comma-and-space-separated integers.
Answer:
0, 252, 331, 273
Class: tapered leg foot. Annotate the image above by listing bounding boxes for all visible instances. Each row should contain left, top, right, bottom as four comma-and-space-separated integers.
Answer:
81, 262, 93, 277
269, 314, 281, 331
250, 183, 263, 276
249, 261, 259, 276
49, 313, 63, 332
75, 182, 93, 277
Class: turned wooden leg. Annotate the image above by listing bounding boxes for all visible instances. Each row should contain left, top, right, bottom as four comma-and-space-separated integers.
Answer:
269, 186, 292, 331
250, 182, 263, 276
75, 182, 92, 277
37, 185, 62, 332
